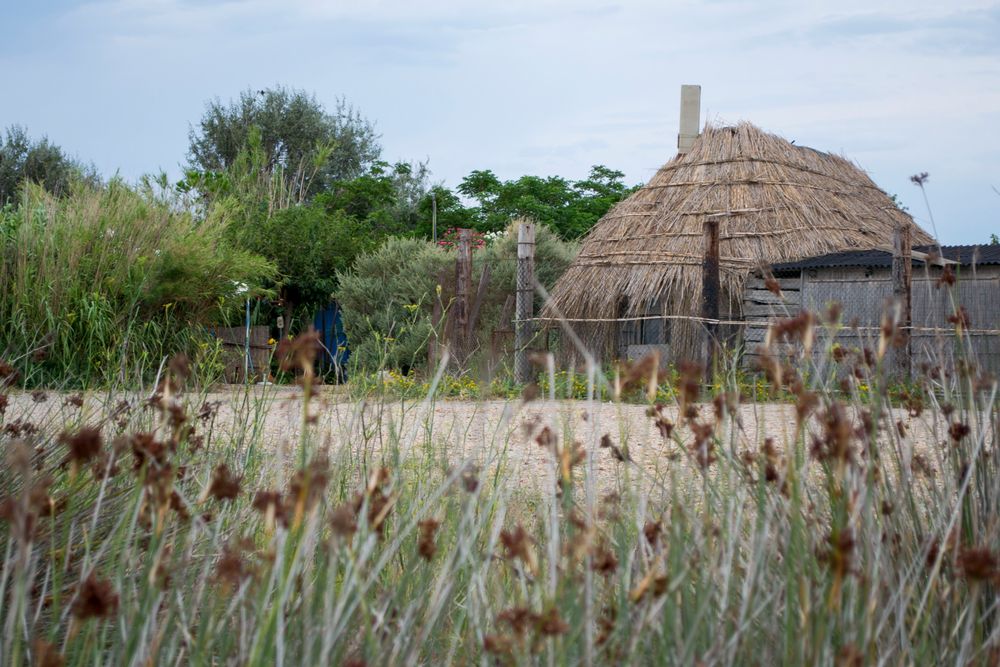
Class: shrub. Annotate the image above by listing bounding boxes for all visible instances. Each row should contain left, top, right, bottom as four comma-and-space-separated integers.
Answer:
336, 237, 451, 371
236, 203, 371, 313
473, 220, 577, 337
337, 222, 577, 376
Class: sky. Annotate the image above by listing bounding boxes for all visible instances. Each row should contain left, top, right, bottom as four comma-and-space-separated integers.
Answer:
2, 0, 998, 243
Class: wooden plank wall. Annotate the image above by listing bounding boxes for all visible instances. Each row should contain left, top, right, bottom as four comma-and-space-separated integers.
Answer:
213, 326, 271, 383
742, 266, 1000, 373
742, 275, 802, 365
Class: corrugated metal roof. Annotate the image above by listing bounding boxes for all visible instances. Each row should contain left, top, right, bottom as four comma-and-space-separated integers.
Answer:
771, 244, 1000, 272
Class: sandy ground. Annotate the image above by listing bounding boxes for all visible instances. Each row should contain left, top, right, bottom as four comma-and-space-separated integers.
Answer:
2, 385, 967, 498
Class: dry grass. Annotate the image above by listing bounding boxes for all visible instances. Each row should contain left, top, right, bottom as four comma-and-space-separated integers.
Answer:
2, 310, 999, 664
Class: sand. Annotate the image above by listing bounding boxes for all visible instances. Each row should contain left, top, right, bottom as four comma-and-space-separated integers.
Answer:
2, 385, 963, 499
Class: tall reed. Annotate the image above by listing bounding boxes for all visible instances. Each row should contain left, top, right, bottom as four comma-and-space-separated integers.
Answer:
0, 182, 274, 387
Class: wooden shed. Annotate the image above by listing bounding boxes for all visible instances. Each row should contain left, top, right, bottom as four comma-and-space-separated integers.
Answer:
743, 245, 1000, 372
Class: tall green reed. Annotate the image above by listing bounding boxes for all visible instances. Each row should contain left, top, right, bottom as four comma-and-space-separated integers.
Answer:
0, 182, 274, 388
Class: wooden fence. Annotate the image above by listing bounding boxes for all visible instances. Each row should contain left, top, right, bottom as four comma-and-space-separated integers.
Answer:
213, 325, 271, 383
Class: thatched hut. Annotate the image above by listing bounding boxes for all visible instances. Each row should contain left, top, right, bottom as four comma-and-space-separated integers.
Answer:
545, 120, 934, 362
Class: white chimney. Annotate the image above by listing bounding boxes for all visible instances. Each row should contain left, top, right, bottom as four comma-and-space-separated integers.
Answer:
677, 84, 701, 154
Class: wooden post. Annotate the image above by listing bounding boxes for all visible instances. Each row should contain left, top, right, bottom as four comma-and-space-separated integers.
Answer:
702, 218, 721, 381
892, 222, 913, 379
431, 191, 438, 244
429, 295, 442, 369
427, 268, 448, 370
515, 222, 536, 384
468, 263, 492, 337
454, 229, 473, 365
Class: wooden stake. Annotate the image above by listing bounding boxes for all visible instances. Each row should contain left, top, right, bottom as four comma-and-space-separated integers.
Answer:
431, 191, 438, 244
702, 218, 720, 381
454, 229, 473, 365
515, 222, 536, 384
892, 222, 913, 380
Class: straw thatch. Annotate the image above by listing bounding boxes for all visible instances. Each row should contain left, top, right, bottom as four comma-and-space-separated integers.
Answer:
546, 122, 933, 360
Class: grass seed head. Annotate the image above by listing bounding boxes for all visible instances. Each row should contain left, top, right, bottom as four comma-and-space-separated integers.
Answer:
208, 464, 242, 501
957, 547, 999, 582
216, 539, 255, 588
60, 427, 102, 464
0, 358, 18, 386
72, 574, 118, 621
32, 639, 65, 667
329, 502, 358, 538
417, 518, 441, 560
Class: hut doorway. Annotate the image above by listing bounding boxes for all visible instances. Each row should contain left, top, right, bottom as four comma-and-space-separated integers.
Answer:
617, 297, 671, 364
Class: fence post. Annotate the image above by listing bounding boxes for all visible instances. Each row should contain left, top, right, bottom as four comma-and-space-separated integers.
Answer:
515, 222, 536, 384
892, 222, 913, 380
702, 218, 720, 382
453, 229, 473, 365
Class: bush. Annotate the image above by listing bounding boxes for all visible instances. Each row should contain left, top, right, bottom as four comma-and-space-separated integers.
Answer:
474, 220, 577, 331
336, 222, 577, 376
336, 237, 451, 371
236, 203, 371, 312
0, 182, 275, 387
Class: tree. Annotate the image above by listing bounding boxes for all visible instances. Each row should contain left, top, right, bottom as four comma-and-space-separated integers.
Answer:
187, 87, 381, 200
450, 165, 637, 239
317, 160, 431, 238
412, 185, 468, 239
237, 204, 370, 311
0, 126, 98, 205
184, 132, 431, 322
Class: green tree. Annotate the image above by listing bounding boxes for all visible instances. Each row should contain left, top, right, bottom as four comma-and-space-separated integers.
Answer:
237, 204, 372, 311
317, 160, 431, 238
187, 87, 381, 201
451, 165, 636, 238
413, 185, 469, 240
0, 125, 98, 205
185, 131, 430, 321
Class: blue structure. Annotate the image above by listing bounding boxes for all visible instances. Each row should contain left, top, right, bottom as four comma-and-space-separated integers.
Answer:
313, 302, 350, 381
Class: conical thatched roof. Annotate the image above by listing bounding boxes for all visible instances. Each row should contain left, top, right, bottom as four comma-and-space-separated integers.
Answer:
546, 122, 933, 358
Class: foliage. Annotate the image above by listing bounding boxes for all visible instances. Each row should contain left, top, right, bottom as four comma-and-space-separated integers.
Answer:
316, 159, 431, 238
183, 122, 431, 318
468, 222, 577, 364
447, 165, 637, 238
187, 87, 381, 201
335, 237, 451, 372
0, 125, 99, 206
235, 204, 372, 311
349, 368, 491, 400
0, 182, 275, 387
412, 185, 469, 238
336, 223, 577, 374
435, 227, 485, 250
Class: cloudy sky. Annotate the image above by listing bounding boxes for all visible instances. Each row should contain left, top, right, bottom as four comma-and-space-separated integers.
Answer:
3, 0, 998, 243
